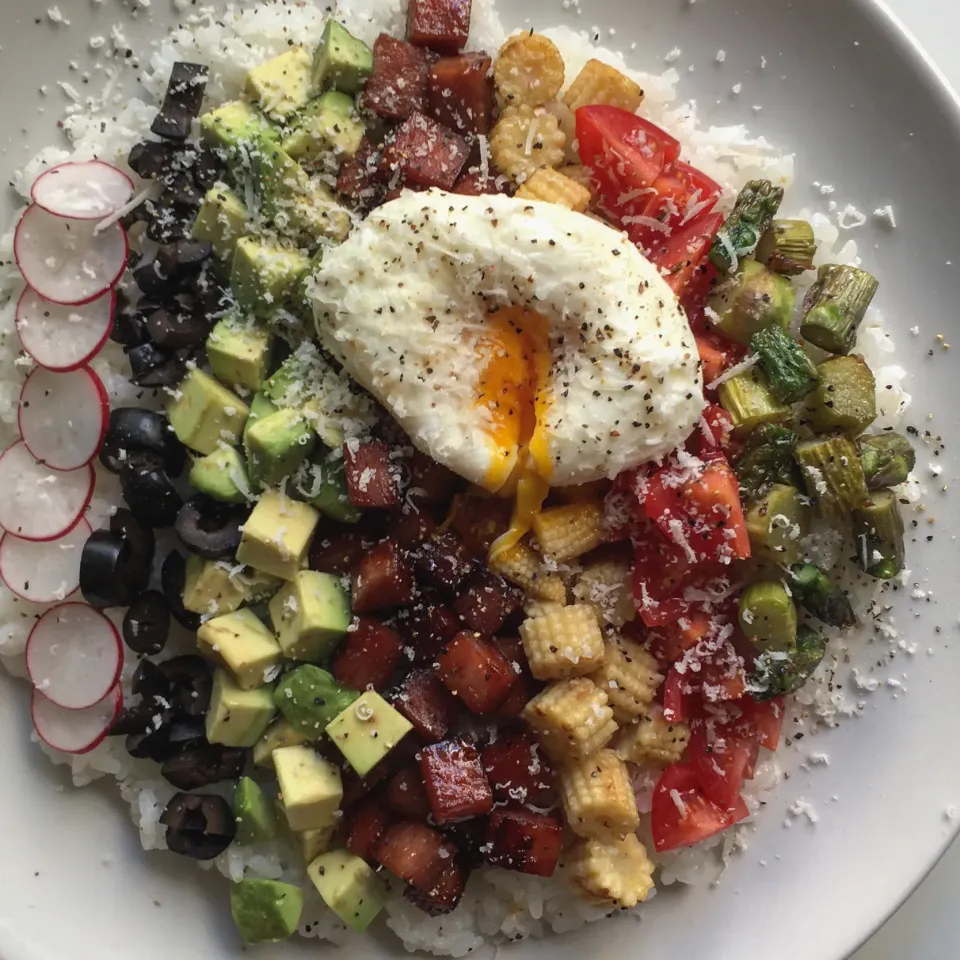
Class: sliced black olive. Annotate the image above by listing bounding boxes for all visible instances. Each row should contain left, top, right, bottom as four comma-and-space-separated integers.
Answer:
126, 714, 173, 761
128, 140, 182, 179
160, 550, 202, 631
133, 241, 212, 299
165, 714, 207, 753
144, 304, 212, 349
151, 63, 209, 141
186, 266, 226, 317
79, 530, 136, 608
100, 408, 186, 478
175, 496, 246, 559
110, 307, 151, 347
122, 590, 170, 656
162, 171, 204, 211
161, 743, 246, 790
132, 658, 170, 699
160, 792, 235, 860
109, 507, 157, 588
145, 203, 192, 244
120, 459, 183, 529
125, 341, 186, 387
158, 654, 212, 715
109, 702, 154, 737
190, 144, 224, 190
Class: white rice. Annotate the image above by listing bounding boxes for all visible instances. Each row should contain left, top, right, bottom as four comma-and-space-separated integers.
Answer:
0, 0, 916, 954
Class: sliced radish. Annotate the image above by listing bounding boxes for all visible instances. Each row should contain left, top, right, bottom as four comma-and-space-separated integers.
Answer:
0, 441, 94, 542
31, 160, 135, 221
0, 518, 91, 603
14, 204, 128, 306
16, 286, 115, 372
31, 683, 121, 754
26, 602, 123, 710
19, 366, 109, 471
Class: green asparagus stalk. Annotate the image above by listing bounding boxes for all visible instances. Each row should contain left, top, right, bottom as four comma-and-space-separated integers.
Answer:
858, 433, 916, 490
794, 433, 869, 518
738, 580, 798, 651
718, 367, 793, 435
750, 624, 827, 700
733, 423, 799, 500
750, 325, 820, 403
708, 259, 796, 343
708, 179, 785, 274
756, 219, 818, 276
745, 484, 809, 565
803, 354, 878, 435
800, 264, 879, 355
788, 563, 857, 628
852, 489, 905, 580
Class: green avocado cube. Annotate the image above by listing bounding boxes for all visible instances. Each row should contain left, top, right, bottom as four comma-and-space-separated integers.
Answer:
188, 445, 252, 505
232, 776, 277, 846
307, 850, 386, 933
273, 665, 359, 739
200, 100, 275, 152
282, 91, 365, 163
191, 183, 249, 260
183, 555, 277, 617
268, 570, 351, 662
244, 391, 280, 444
312, 21, 373, 95
246, 47, 315, 121
299, 825, 335, 863
207, 316, 274, 392
206, 668, 276, 748
235, 488, 320, 581
196, 608, 282, 691
273, 745, 342, 833
231, 236, 310, 318
304, 451, 362, 523
245, 408, 316, 488
326, 691, 413, 777
167, 369, 250, 456
253, 718, 312, 769
230, 878, 303, 945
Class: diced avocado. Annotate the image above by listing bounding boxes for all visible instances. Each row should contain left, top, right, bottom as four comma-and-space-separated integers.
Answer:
183, 555, 278, 616
744, 483, 810, 566
307, 849, 386, 934
273, 665, 360, 738
191, 183, 249, 260
206, 667, 276, 748
231, 235, 310, 318
167, 369, 250, 456
196, 608, 283, 690
207, 316, 274, 392
230, 878, 303, 945
312, 21, 374, 95
300, 825, 335, 862
245, 47, 315, 121
254, 718, 312, 768
287, 179, 352, 243
235, 488, 321, 581
283, 91, 365, 163
268, 570, 351, 662
233, 776, 277, 846
200, 100, 275, 152
189, 446, 252, 505
244, 392, 280, 443
273, 745, 343, 833
245, 408, 317, 488
326, 691, 413, 777
738, 580, 798, 651
302, 450, 362, 523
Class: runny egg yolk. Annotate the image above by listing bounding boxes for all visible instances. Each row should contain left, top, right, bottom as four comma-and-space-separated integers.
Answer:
473, 306, 554, 558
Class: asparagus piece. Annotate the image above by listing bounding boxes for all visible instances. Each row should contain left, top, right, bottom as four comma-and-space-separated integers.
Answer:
794, 433, 869, 519
803, 355, 878, 435
756, 219, 818, 276
718, 367, 793, 435
750, 625, 827, 700
708, 259, 796, 344
733, 423, 799, 500
800, 264, 879, 355
738, 580, 798, 651
750, 325, 820, 403
852, 489, 905, 580
745, 484, 810, 566
789, 563, 857, 628
858, 433, 916, 490
708, 179, 785, 274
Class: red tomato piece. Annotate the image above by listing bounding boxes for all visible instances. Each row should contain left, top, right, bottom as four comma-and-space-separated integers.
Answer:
647, 211, 723, 295
698, 658, 747, 703
686, 403, 737, 458
695, 332, 747, 392
638, 162, 722, 240
736, 696, 785, 751
661, 667, 693, 723
647, 611, 713, 666
650, 762, 749, 853
687, 723, 759, 811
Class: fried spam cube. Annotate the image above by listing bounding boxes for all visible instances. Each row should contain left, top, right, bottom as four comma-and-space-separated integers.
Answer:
452, 168, 506, 196
380, 111, 470, 191
448, 492, 512, 554
522, 678, 617, 761
351, 540, 417, 613
559, 749, 639, 841
391, 668, 460, 742
491, 635, 542, 718
519, 604, 605, 681
568, 834, 655, 908
386, 765, 432, 820
343, 440, 402, 509
363, 35, 429, 119
435, 631, 517, 714
308, 516, 383, 575
385, 508, 437, 550
404, 858, 468, 915
589, 635, 662, 724
480, 729, 556, 807
336, 137, 384, 208
427, 53, 494, 135
415, 532, 474, 593
372, 820, 450, 889
405, 599, 461, 662
453, 568, 523, 634
485, 808, 563, 877
419, 738, 494, 823
343, 796, 392, 863
331, 617, 404, 692
407, 0, 471, 54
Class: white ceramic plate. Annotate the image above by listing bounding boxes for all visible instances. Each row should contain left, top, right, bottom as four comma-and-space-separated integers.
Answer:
0, 1, 958, 958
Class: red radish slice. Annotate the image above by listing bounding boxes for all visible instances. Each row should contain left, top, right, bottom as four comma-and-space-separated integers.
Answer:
0, 441, 94, 542
31, 160, 135, 221
16, 286, 115, 372
14, 205, 128, 306
18, 366, 109, 471
31, 683, 121, 754
26, 602, 123, 710
0, 518, 91, 603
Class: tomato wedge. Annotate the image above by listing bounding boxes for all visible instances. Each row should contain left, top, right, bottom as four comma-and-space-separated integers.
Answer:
661, 667, 695, 723
686, 403, 737, 458
642, 161, 722, 233
736, 696, 785, 751
651, 762, 750, 852
647, 211, 724, 295
647, 612, 713, 666
694, 333, 746, 392
687, 723, 759, 811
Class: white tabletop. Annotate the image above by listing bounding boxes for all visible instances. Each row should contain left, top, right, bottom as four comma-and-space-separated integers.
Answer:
851, 2, 960, 955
